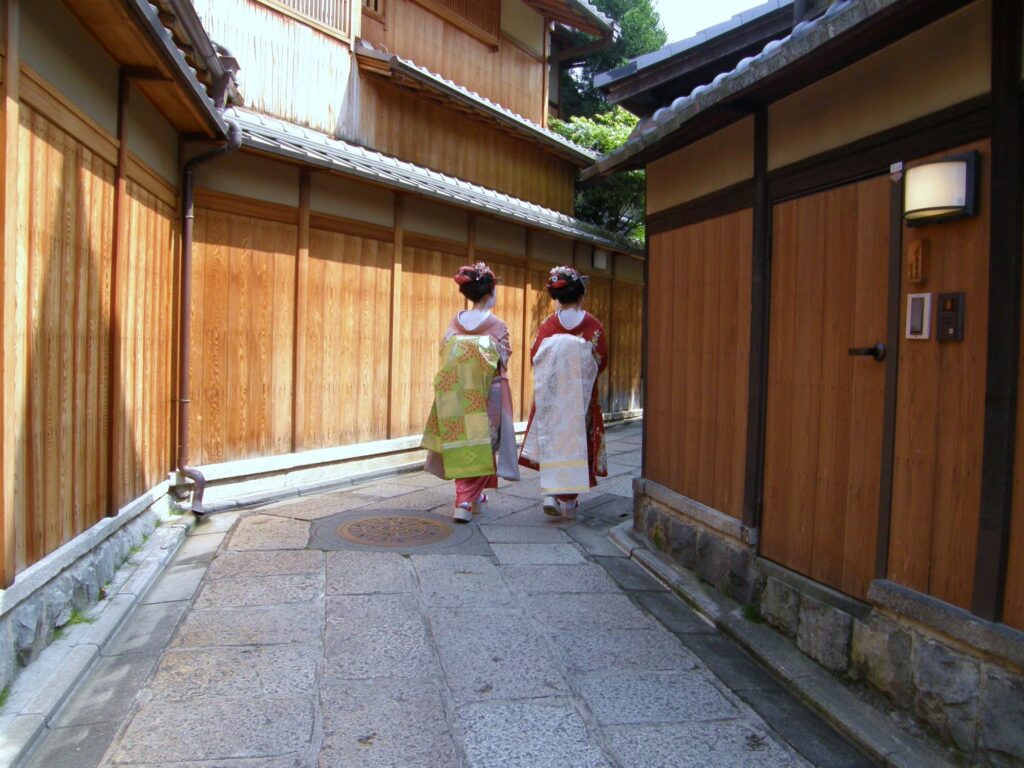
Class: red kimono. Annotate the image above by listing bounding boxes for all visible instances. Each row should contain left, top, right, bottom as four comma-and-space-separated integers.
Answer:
518, 311, 608, 488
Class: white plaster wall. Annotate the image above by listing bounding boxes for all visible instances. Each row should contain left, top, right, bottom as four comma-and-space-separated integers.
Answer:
476, 216, 526, 255
501, 0, 544, 56
127, 84, 180, 185
646, 117, 755, 214
20, 0, 119, 137
192, 151, 300, 207
768, 0, 991, 170
310, 173, 395, 227
404, 197, 468, 242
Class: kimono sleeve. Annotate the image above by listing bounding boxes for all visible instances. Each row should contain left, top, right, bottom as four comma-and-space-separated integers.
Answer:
591, 320, 609, 374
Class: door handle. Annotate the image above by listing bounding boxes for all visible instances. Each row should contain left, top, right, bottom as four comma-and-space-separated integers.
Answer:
848, 343, 886, 361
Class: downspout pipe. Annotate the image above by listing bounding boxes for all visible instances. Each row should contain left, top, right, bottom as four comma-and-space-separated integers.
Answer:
176, 119, 241, 515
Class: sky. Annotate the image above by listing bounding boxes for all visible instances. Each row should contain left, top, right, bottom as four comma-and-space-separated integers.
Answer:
652, 0, 766, 43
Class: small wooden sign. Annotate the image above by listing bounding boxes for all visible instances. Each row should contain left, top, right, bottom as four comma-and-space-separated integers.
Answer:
908, 239, 928, 284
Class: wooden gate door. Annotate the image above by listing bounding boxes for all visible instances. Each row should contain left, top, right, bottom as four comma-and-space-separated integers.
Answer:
761, 175, 890, 600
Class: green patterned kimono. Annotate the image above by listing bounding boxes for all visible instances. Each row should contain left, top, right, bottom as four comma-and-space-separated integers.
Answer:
421, 335, 500, 479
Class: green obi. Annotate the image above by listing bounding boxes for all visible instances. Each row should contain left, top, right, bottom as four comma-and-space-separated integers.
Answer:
421, 335, 500, 479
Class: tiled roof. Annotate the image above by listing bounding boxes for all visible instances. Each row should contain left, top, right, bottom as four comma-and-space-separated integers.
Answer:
584, 0, 896, 180
225, 108, 641, 254
130, 0, 227, 135
356, 43, 597, 165
594, 1, 792, 89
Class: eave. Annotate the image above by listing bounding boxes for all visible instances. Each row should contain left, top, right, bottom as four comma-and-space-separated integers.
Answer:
521, 0, 611, 37
61, 0, 225, 137
355, 45, 597, 166
583, 0, 978, 182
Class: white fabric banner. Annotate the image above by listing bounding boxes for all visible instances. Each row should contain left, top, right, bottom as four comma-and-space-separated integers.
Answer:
521, 334, 599, 494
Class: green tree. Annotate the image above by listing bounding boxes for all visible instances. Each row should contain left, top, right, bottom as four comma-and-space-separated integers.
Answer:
560, 0, 667, 118
551, 107, 645, 244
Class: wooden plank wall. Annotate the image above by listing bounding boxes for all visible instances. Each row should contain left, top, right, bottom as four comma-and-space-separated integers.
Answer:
1007, 234, 1024, 628
610, 281, 643, 413
645, 211, 752, 520
761, 178, 889, 600
10, 97, 178, 577
190, 188, 643, 465
888, 141, 991, 610
188, 202, 297, 466
356, 81, 574, 214
361, 0, 544, 124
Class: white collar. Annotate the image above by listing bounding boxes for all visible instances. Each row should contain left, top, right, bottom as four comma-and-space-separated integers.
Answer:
557, 308, 585, 330
459, 309, 491, 330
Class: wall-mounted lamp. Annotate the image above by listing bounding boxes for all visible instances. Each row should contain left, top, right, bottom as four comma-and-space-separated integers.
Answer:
592, 248, 609, 270
903, 151, 978, 225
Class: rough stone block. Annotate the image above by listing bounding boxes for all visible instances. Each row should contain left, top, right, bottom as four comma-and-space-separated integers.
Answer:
12, 598, 46, 665
0, 617, 14, 690
727, 546, 760, 605
978, 668, 1024, 768
796, 596, 852, 673
695, 533, 731, 593
912, 637, 979, 753
760, 578, 800, 637
667, 519, 698, 570
849, 616, 913, 708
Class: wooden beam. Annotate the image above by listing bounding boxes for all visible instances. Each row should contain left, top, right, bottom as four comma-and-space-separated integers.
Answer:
387, 196, 405, 439
876, 173, 904, 578
1, 0, 20, 584
972, 0, 1023, 621
742, 109, 769, 530
292, 169, 311, 452
107, 71, 131, 516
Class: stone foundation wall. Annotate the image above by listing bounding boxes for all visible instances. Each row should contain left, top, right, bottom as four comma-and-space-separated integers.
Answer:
634, 481, 1024, 767
0, 490, 169, 692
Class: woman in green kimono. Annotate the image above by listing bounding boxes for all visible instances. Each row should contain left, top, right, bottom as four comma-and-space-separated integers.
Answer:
422, 263, 520, 522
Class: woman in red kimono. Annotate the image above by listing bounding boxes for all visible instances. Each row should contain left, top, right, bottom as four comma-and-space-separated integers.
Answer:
423, 262, 520, 522
518, 265, 607, 519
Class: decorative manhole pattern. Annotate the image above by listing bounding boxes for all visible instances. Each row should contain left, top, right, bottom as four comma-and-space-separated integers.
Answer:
336, 515, 453, 547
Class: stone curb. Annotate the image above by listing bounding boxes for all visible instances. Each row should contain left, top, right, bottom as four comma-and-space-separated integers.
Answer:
608, 520, 956, 768
0, 515, 195, 768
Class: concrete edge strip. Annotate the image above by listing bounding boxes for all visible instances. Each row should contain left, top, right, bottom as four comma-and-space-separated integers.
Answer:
607, 520, 956, 768
0, 516, 195, 768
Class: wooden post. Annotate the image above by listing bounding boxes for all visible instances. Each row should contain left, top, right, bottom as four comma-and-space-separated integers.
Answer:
106, 71, 130, 516
972, 0, 1023, 621
292, 170, 311, 452
387, 195, 405, 439
1, 0, 20, 584
521, 233, 533, 418
742, 108, 770, 531
606, 257, 616, 413
467, 213, 476, 263
541, 17, 550, 128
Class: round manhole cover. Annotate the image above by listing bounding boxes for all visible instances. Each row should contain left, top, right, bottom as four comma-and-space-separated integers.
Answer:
336, 515, 453, 547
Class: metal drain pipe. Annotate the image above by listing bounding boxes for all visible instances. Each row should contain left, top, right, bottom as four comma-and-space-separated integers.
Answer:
175, 120, 242, 515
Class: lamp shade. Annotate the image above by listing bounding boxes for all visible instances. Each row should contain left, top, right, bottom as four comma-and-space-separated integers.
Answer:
903, 153, 978, 224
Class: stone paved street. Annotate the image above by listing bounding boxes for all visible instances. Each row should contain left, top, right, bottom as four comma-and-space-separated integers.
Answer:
21, 422, 874, 767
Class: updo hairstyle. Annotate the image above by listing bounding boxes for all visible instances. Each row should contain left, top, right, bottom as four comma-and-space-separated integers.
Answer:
453, 262, 498, 302
546, 265, 587, 304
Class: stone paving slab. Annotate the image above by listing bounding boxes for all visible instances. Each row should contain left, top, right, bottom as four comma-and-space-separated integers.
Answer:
567, 518, 630, 557
23, 720, 121, 768
604, 721, 802, 768
578, 669, 739, 725
322, 625, 440, 681
594, 554, 668, 592
319, 677, 458, 768
206, 549, 325, 579
141, 562, 207, 605
147, 645, 318, 700
412, 554, 517, 609
53, 651, 160, 727
105, 694, 314, 765
458, 700, 611, 768
490, 542, 588, 565
479, 524, 570, 543
103, 601, 189, 656
194, 572, 324, 609
431, 615, 566, 703
522, 592, 659, 631
325, 550, 415, 594
548, 627, 699, 675
172, 602, 325, 648
226, 515, 311, 550
259, 492, 374, 521
498, 563, 620, 594
325, 593, 424, 631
